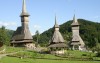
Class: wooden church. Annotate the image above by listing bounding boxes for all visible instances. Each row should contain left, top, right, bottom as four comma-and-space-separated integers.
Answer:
11, 0, 35, 49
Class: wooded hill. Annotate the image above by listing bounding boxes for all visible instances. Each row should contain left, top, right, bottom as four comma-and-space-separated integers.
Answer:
33, 19, 100, 48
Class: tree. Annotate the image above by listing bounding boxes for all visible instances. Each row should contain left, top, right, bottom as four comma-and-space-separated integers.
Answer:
35, 30, 40, 47
0, 26, 10, 46
95, 43, 100, 57
94, 38, 100, 57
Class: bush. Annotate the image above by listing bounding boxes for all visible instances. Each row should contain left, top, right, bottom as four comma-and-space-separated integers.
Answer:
82, 54, 87, 56
96, 52, 100, 57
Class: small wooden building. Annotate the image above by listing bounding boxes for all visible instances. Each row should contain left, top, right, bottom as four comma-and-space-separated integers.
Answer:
48, 16, 67, 54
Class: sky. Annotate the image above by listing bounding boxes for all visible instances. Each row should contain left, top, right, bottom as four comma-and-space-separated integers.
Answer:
0, 0, 100, 35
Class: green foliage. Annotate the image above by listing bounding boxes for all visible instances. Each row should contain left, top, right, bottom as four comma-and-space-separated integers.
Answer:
34, 30, 40, 46
33, 19, 100, 48
0, 26, 10, 46
92, 43, 100, 57
0, 26, 14, 46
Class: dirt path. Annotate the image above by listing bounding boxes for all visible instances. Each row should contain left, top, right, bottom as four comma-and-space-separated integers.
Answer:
0, 51, 23, 59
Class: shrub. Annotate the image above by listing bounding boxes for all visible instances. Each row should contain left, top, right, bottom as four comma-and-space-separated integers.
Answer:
96, 52, 100, 57
82, 54, 87, 56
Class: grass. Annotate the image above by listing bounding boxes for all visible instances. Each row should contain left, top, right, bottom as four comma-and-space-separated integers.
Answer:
0, 56, 100, 63
0, 46, 25, 54
6, 47, 25, 52
0, 46, 100, 63
65, 50, 95, 58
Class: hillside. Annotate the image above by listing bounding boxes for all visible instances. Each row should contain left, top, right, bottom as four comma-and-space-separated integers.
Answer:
33, 19, 100, 48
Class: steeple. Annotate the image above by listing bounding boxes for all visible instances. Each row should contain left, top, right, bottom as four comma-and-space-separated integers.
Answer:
54, 16, 59, 28
48, 16, 66, 48
20, 0, 29, 17
71, 14, 79, 25
73, 14, 77, 23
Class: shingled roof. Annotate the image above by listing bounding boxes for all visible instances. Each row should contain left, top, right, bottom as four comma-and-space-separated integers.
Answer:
11, 26, 33, 42
51, 16, 64, 43
48, 16, 66, 48
48, 43, 67, 47
51, 30, 64, 43
72, 35, 80, 42
71, 35, 85, 46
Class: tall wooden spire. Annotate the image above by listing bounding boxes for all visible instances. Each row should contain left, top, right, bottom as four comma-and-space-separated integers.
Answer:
20, 0, 29, 17
71, 14, 79, 25
73, 14, 77, 23
54, 15, 59, 28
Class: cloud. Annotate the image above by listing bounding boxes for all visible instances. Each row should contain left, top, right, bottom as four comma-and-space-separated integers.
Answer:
31, 32, 34, 36
0, 21, 17, 27
33, 24, 41, 30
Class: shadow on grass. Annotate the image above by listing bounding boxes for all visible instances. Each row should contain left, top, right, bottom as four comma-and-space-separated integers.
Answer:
33, 57, 100, 61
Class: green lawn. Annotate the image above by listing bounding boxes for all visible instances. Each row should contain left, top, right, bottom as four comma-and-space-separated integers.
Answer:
65, 50, 95, 57
0, 46, 100, 63
0, 46, 25, 54
0, 56, 100, 63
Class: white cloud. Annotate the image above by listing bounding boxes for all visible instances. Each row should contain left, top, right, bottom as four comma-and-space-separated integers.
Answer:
0, 21, 17, 27
31, 32, 34, 36
33, 24, 41, 30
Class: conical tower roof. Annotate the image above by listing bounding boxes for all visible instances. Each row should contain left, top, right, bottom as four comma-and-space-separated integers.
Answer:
51, 31, 65, 43
51, 16, 64, 43
48, 16, 67, 48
